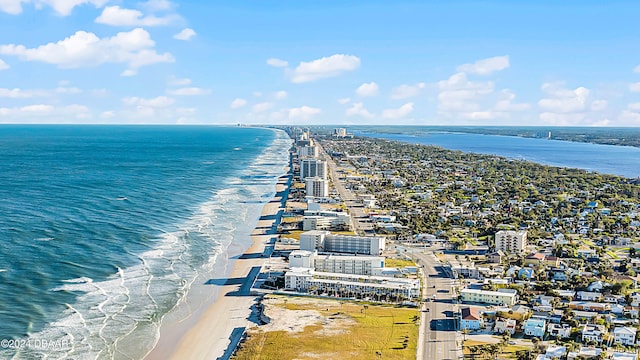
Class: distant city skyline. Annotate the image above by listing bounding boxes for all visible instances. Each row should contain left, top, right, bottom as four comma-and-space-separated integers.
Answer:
1, 0, 639, 126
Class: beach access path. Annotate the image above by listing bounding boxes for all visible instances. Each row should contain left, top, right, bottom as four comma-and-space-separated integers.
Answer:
146, 174, 290, 360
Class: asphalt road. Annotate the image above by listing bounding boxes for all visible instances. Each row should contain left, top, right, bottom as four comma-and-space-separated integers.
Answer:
408, 247, 463, 360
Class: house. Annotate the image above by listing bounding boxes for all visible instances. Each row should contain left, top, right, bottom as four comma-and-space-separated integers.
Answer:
544, 256, 560, 267
543, 345, 567, 360
518, 268, 535, 280
567, 347, 603, 360
460, 307, 483, 330
611, 352, 637, 360
524, 253, 546, 266
486, 251, 504, 264
612, 326, 637, 346
523, 318, 546, 338
547, 323, 571, 338
577, 291, 603, 301
494, 318, 516, 334
534, 295, 555, 307
587, 281, 609, 292
582, 324, 607, 343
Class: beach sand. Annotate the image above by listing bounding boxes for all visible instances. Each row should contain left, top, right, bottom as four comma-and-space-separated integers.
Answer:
146, 177, 289, 360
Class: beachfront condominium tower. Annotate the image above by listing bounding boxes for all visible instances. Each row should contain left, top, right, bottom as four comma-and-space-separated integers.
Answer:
306, 177, 329, 198
494, 230, 528, 253
300, 158, 327, 180
298, 145, 319, 158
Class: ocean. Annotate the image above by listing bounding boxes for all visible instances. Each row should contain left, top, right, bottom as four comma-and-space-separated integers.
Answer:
354, 130, 640, 178
0, 125, 291, 359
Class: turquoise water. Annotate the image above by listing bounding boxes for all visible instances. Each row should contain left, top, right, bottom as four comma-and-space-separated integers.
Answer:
355, 130, 640, 178
0, 126, 291, 358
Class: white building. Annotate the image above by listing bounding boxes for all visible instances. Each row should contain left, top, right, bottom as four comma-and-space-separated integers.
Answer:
461, 288, 518, 306
581, 324, 607, 343
298, 145, 318, 158
303, 209, 352, 231
289, 250, 384, 276
306, 177, 329, 198
284, 268, 420, 300
613, 326, 637, 346
494, 318, 516, 334
299, 231, 385, 256
334, 128, 347, 137
300, 159, 327, 180
494, 230, 527, 253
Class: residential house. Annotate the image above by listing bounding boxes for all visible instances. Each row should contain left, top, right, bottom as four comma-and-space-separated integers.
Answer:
547, 323, 571, 338
523, 318, 546, 338
460, 307, 483, 330
567, 347, 603, 360
524, 253, 546, 266
577, 291, 603, 301
612, 326, 637, 347
587, 281, 609, 292
543, 345, 566, 360
486, 251, 504, 264
534, 295, 555, 307
494, 318, 516, 334
611, 352, 637, 360
582, 324, 607, 343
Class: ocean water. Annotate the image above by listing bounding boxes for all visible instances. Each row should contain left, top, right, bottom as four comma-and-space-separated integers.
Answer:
0, 125, 291, 359
355, 130, 640, 178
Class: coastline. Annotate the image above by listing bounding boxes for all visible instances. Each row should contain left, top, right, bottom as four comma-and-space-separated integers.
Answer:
145, 170, 290, 360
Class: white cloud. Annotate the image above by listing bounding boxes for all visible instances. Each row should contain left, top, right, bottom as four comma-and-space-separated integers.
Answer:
167, 87, 211, 96
169, 77, 191, 86
0, 103, 91, 121
140, 0, 172, 12
96, 6, 179, 27
290, 54, 360, 83
288, 105, 321, 120
230, 98, 247, 109
590, 99, 608, 111
494, 90, 530, 112
337, 97, 351, 104
252, 102, 273, 113
391, 82, 425, 99
634, 65, 640, 73
356, 82, 379, 97
55, 86, 81, 94
123, 95, 174, 107
539, 112, 587, 126
0, 88, 33, 98
0, 0, 24, 14
538, 82, 590, 113
267, 58, 288, 68
346, 102, 373, 118
173, 28, 196, 41
253, 91, 263, 97
0, 59, 9, 70
382, 102, 414, 119
630, 82, 640, 92
456, 55, 510, 75
273, 90, 287, 100
0, 28, 174, 75
100, 110, 115, 119
437, 72, 494, 112
628, 102, 640, 111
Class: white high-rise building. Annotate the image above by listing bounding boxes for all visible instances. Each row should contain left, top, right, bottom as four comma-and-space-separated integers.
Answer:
298, 145, 318, 158
494, 230, 527, 253
299, 231, 385, 256
306, 177, 329, 198
300, 159, 327, 180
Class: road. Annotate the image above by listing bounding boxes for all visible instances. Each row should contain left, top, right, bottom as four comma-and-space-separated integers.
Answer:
315, 140, 373, 235
406, 245, 463, 360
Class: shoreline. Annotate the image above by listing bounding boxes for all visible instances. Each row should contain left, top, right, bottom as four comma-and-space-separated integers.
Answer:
145, 171, 290, 360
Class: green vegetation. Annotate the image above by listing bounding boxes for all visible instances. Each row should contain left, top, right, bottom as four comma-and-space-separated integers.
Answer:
385, 258, 416, 268
233, 297, 419, 360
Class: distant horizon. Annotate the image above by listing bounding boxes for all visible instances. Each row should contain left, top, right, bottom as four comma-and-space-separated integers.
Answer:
1, 1, 639, 126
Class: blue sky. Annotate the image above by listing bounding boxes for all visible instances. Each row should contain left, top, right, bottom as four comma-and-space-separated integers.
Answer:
1, 0, 639, 126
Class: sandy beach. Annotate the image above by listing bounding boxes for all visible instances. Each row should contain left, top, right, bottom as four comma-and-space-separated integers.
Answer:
146, 174, 290, 360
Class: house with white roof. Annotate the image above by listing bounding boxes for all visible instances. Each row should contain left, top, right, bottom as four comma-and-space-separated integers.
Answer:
494, 318, 516, 335
547, 323, 571, 339
612, 326, 637, 346
523, 318, 546, 338
582, 324, 607, 343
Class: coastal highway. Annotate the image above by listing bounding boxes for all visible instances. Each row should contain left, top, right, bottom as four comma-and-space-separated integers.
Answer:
407, 245, 462, 360
316, 140, 373, 235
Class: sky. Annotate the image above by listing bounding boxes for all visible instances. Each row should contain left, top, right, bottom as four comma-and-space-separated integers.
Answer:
1, 0, 639, 126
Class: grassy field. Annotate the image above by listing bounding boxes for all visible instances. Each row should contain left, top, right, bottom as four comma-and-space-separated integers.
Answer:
233, 296, 419, 360
462, 340, 531, 359
385, 258, 416, 268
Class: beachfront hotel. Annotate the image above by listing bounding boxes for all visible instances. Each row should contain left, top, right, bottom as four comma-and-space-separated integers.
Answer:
300, 158, 327, 180
299, 230, 386, 256
284, 268, 420, 300
494, 230, 528, 253
289, 249, 384, 276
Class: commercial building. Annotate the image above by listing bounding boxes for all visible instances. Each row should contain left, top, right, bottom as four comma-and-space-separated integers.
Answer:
306, 177, 329, 198
300, 159, 327, 180
494, 230, 527, 253
299, 230, 385, 255
284, 268, 420, 300
460, 288, 518, 306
